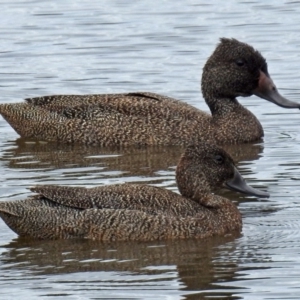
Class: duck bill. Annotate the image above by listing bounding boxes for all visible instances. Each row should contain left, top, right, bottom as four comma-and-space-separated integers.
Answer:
225, 167, 269, 198
253, 70, 300, 109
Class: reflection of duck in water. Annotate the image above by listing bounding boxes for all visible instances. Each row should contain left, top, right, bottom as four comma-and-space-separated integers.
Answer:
1, 139, 264, 176
0, 38, 299, 146
0, 236, 240, 279
0, 142, 269, 241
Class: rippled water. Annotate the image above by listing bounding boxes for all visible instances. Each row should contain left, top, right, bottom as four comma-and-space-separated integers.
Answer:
1, 0, 300, 299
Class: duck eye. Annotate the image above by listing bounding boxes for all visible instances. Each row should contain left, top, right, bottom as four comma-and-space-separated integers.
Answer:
235, 59, 245, 67
214, 154, 224, 164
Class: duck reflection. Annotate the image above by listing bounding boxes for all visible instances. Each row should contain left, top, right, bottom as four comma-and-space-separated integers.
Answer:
0, 234, 242, 299
1, 138, 263, 175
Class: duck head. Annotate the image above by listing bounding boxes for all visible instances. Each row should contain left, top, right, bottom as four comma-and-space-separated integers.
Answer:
176, 142, 269, 202
201, 38, 300, 112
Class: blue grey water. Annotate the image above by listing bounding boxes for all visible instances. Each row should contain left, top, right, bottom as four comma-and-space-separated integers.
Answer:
0, 0, 300, 299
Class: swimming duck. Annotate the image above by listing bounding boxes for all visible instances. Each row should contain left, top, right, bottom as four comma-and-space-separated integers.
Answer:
0, 38, 299, 146
0, 142, 269, 241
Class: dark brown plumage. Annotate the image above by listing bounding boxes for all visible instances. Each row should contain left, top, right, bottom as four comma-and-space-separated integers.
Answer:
0, 38, 299, 146
0, 142, 269, 241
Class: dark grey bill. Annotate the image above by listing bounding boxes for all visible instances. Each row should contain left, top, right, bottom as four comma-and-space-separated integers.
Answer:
253, 71, 300, 109
225, 167, 270, 198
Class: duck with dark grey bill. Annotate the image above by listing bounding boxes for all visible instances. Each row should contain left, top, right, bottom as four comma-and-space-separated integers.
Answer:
0, 38, 298, 146
0, 141, 269, 241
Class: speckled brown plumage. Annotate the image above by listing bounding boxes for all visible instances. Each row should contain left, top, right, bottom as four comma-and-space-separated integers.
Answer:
1, 38, 298, 146
0, 142, 267, 241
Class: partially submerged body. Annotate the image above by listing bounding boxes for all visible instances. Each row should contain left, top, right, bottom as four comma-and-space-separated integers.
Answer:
0, 142, 269, 241
0, 38, 299, 146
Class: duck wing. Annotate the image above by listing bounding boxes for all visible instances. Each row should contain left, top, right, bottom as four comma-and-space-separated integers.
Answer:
0, 92, 209, 145
29, 184, 202, 217
25, 92, 208, 121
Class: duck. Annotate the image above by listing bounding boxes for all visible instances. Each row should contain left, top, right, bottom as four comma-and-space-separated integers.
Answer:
0, 38, 299, 146
0, 141, 269, 241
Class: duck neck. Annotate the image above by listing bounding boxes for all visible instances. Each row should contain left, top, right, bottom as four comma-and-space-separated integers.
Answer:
205, 95, 241, 117
176, 168, 212, 205
204, 94, 263, 144
201, 71, 246, 117
178, 179, 224, 209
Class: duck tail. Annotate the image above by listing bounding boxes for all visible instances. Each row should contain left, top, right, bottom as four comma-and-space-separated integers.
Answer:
0, 103, 70, 140
0, 207, 19, 217
0, 201, 21, 217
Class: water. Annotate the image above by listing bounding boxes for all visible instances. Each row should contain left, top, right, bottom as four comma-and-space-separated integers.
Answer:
1, 0, 300, 299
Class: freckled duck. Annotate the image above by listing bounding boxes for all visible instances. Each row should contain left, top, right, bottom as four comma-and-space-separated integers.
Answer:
0, 141, 269, 241
0, 38, 298, 146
